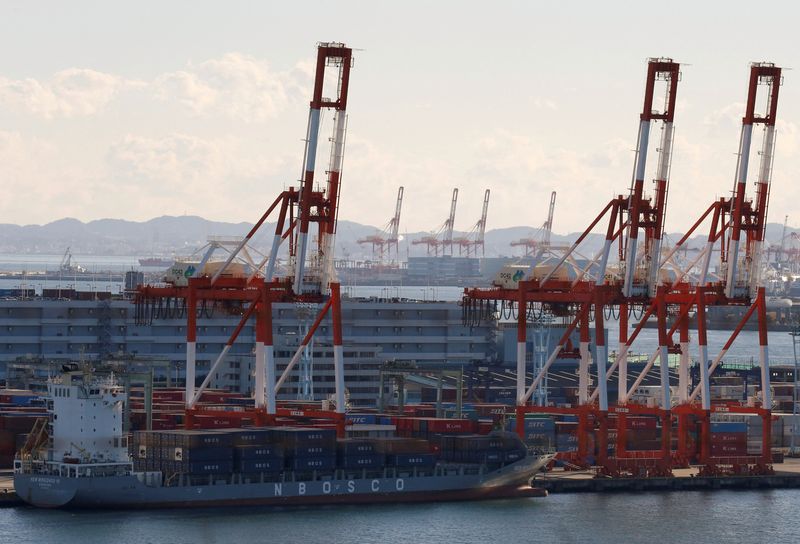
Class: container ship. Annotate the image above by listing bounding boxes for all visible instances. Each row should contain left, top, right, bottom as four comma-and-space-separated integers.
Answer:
13, 371, 551, 509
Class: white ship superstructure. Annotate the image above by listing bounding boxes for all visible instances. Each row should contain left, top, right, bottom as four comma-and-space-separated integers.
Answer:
47, 374, 129, 464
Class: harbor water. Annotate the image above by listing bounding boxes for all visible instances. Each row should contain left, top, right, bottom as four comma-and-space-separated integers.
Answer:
1, 489, 798, 543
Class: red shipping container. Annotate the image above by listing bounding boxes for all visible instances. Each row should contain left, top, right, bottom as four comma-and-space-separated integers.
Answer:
626, 417, 658, 430
425, 418, 476, 434
555, 423, 578, 436
477, 420, 494, 435
710, 432, 747, 446
711, 443, 747, 456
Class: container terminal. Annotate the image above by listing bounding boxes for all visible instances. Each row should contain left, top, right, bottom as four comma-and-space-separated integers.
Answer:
3, 45, 800, 506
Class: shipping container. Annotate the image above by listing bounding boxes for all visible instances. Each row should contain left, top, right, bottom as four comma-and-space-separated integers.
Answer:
276, 427, 337, 449
285, 456, 337, 471
338, 454, 384, 470
346, 414, 377, 425
368, 437, 430, 455
175, 459, 234, 475
710, 422, 747, 433
170, 446, 233, 462
234, 445, 283, 460
336, 439, 375, 456
710, 443, 748, 456
505, 417, 555, 433
163, 430, 234, 449
386, 453, 437, 468
224, 428, 278, 447
625, 417, 658, 430
237, 458, 282, 473
710, 432, 747, 446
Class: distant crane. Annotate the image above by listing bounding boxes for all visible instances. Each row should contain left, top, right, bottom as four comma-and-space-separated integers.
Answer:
454, 189, 491, 257
412, 188, 459, 256
357, 186, 404, 264
766, 215, 790, 264
511, 191, 557, 257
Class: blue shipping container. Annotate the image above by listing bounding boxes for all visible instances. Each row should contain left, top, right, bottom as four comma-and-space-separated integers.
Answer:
337, 440, 375, 456
237, 458, 283, 473
173, 447, 233, 462
387, 453, 437, 468
226, 428, 278, 446
504, 450, 526, 463
290, 444, 335, 456
346, 414, 377, 425
179, 460, 234, 474
506, 417, 555, 433
286, 456, 337, 471
711, 422, 747, 433
339, 454, 385, 469
278, 428, 337, 447
234, 445, 283, 460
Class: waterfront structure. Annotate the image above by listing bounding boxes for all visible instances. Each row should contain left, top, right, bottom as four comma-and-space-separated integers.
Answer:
0, 297, 493, 407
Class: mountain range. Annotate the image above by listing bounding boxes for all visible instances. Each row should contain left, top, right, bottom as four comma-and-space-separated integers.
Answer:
0, 216, 792, 261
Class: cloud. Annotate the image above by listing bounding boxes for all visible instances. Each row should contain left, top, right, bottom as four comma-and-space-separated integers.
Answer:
0, 68, 135, 119
103, 133, 289, 219
0, 53, 312, 122
153, 53, 312, 122
703, 102, 744, 136
531, 97, 558, 111
0, 131, 102, 224
337, 135, 461, 233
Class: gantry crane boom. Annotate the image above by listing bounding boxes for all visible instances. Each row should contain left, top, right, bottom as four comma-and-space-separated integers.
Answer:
543, 191, 556, 247
510, 191, 556, 257
621, 58, 680, 298
388, 186, 404, 256
412, 188, 459, 256
454, 189, 491, 257
724, 63, 781, 298
443, 188, 459, 254
357, 186, 404, 262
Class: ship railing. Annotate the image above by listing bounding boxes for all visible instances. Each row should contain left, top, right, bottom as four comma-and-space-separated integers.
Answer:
16, 461, 133, 478
161, 465, 457, 488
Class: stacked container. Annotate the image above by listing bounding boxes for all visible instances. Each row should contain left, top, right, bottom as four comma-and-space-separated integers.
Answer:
505, 416, 555, 450
710, 421, 747, 457
230, 428, 283, 476
439, 434, 526, 466
624, 417, 661, 451
277, 427, 337, 471
336, 439, 382, 470
368, 437, 436, 469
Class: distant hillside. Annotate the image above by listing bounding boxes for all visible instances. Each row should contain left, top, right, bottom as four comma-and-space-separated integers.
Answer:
0, 215, 790, 260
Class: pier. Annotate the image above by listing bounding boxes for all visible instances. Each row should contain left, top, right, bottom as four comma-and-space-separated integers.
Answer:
536, 458, 800, 494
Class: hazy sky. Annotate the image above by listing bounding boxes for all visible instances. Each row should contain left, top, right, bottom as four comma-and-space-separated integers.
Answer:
1, 1, 799, 237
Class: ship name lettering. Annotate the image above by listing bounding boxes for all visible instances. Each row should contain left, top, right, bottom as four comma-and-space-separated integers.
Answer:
371, 479, 380, 492
322, 481, 331, 494
395, 479, 404, 491
347, 480, 355, 493
298, 482, 306, 495
274, 483, 282, 496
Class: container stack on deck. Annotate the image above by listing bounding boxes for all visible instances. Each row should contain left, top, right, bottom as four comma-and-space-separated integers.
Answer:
130, 424, 527, 483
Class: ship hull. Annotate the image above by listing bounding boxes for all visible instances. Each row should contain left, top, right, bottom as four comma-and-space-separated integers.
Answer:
15, 455, 550, 509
